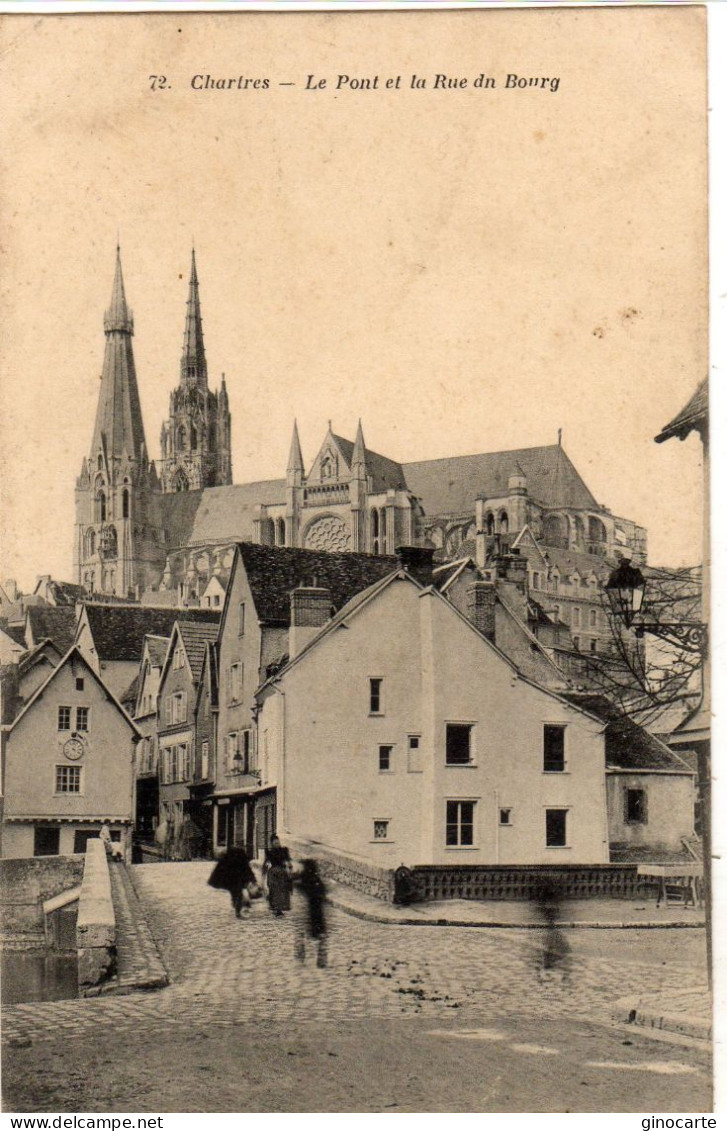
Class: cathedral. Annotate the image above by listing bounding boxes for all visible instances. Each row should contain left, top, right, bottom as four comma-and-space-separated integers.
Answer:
75, 248, 647, 605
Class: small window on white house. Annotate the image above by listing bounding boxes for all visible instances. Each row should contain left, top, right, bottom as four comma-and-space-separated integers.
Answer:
545, 808, 568, 847
446, 723, 473, 765
499, 808, 512, 826
369, 678, 383, 714
625, 788, 647, 824
55, 765, 82, 794
407, 735, 422, 773
589, 609, 598, 627
378, 745, 393, 772
201, 740, 210, 780
373, 820, 390, 840
446, 800, 476, 846
76, 707, 89, 732
58, 706, 72, 731
543, 725, 566, 772
75, 678, 85, 692
238, 603, 246, 636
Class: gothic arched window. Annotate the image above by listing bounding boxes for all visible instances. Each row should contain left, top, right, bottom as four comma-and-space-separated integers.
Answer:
174, 470, 189, 493
499, 510, 509, 534
96, 491, 106, 523
87, 530, 96, 557
190, 426, 198, 451
486, 512, 495, 536
122, 489, 130, 519
379, 508, 387, 555
588, 516, 607, 544
178, 425, 186, 451
276, 518, 285, 546
97, 454, 103, 470
371, 508, 380, 554
208, 425, 215, 448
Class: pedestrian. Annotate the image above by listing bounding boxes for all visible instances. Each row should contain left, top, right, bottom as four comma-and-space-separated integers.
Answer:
294, 859, 328, 968
534, 878, 571, 982
263, 834, 293, 917
208, 845, 257, 919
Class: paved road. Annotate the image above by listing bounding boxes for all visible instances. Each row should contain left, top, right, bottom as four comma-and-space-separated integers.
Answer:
2, 862, 712, 1113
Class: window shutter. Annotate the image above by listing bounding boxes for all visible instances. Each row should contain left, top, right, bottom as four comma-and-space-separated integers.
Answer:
165, 697, 172, 726
181, 691, 187, 722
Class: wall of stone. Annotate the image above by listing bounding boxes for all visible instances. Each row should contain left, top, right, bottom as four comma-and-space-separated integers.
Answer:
288, 837, 393, 901
0, 855, 85, 938
76, 839, 116, 993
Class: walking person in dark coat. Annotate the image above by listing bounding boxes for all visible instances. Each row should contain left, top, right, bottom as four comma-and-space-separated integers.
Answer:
208, 846, 257, 918
294, 859, 328, 968
263, 834, 293, 917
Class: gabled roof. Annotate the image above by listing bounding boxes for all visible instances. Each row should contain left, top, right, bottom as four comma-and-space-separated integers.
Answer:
79, 603, 219, 662
26, 606, 77, 653
0, 618, 27, 648
402, 444, 599, 516
18, 638, 63, 675
331, 434, 408, 493
177, 621, 220, 683
539, 545, 609, 580
196, 640, 220, 712
233, 543, 398, 626
33, 579, 86, 606
9, 646, 140, 737
558, 692, 693, 772
655, 379, 708, 443
159, 481, 286, 550
146, 634, 171, 667
120, 673, 139, 709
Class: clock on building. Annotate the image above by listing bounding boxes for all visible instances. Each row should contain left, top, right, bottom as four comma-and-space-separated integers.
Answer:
63, 737, 85, 761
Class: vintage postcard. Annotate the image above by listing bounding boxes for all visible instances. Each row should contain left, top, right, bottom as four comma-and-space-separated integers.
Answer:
0, 4, 713, 1116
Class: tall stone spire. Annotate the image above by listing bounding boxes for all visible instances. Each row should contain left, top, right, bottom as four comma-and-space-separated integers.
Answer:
287, 419, 304, 474
180, 248, 207, 387
91, 246, 147, 464
351, 418, 367, 473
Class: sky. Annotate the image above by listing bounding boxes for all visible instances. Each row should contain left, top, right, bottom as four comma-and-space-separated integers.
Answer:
0, 5, 708, 590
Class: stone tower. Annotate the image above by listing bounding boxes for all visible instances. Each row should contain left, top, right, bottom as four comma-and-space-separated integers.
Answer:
74, 247, 163, 597
158, 251, 232, 493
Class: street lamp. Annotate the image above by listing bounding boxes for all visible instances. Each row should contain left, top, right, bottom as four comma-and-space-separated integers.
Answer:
604, 558, 708, 656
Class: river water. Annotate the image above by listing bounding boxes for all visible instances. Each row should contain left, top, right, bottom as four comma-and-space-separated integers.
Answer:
1, 950, 78, 1004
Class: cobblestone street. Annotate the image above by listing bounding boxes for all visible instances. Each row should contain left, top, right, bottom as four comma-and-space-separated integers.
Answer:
2, 863, 712, 1113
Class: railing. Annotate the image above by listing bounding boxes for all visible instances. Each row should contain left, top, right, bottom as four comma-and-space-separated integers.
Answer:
411, 864, 646, 902
304, 483, 350, 505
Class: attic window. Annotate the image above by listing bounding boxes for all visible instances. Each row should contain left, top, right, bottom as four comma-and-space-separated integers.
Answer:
625, 788, 647, 825
76, 678, 85, 691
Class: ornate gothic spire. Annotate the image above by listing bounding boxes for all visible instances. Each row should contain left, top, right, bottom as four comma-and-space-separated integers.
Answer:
91, 246, 147, 464
180, 248, 207, 387
351, 418, 367, 472
287, 419, 304, 474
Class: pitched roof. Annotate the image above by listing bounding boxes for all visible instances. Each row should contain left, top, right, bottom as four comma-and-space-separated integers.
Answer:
558, 692, 693, 772
159, 480, 286, 550
538, 544, 610, 579
26, 606, 77, 653
18, 638, 63, 674
236, 543, 398, 625
402, 444, 599, 516
33, 579, 87, 606
332, 434, 408, 493
655, 379, 708, 443
146, 634, 171, 667
9, 646, 140, 738
0, 618, 27, 648
81, 603, 220, 662
120, 673, 139, 708
177, 621, 220, 683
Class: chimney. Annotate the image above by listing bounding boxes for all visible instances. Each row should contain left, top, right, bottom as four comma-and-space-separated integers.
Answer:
503, 549, 528, 593
467, 581, 497, 642
395, 546, 435, 586
289, 584, 332, 658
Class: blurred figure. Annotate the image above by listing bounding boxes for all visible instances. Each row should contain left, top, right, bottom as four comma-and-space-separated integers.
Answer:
208, 846, 257, 918
295, 859, 328, 968
263, 834, 293, 917
534, 878, 571, 982
393, 863, 422, 906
